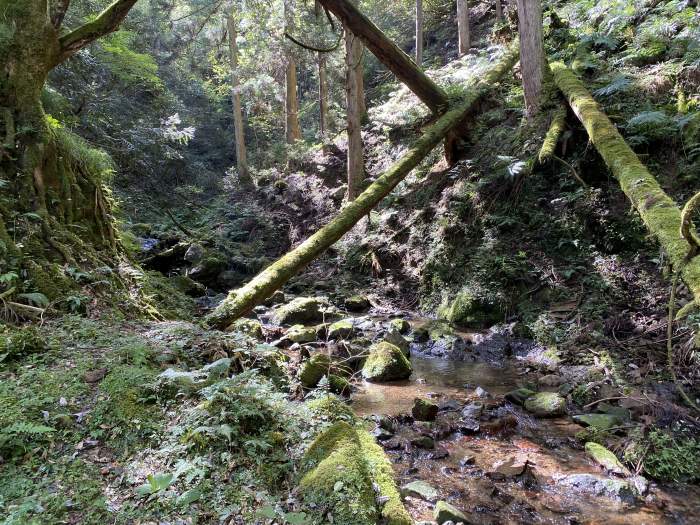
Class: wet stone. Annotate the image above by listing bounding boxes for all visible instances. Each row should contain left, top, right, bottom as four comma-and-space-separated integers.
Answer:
400, 480, 439, 502
524, 392, 566, 417
488, 456, 528, 479
411, 435, 435, 449
412, 398, 439, 421
504, 387, 536, 405
434, 500, 470, 525
573, 413, 622, 431
585, 442, 630, 476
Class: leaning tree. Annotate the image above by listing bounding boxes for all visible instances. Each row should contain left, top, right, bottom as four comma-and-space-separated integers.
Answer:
0, 0, 141, 296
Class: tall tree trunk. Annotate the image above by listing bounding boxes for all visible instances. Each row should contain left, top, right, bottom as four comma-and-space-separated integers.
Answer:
415, 0, 424, 65
205, 43, 520, 328
345, 8, 365, 201
318, 52, 329, 139
317, 0, 448, 113
457, 0, 470, 56
495, 0, 503, 20
517, 0, 544, 117
226, 12, 250, 183
285, 55, 303, 143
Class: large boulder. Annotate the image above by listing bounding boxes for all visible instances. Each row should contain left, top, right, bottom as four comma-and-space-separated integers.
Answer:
383, 329, 410, 356
272, 297, 327, 325
299, 421, 411, 525
362, 342, 412, 382
298, 353, 332, 388
524, 392, 566, 417
437, 288, 504, 328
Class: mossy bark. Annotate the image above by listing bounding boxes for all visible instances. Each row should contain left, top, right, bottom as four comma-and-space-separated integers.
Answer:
538, 104, 567, 163
551, 62, 700, 304
206, 43, 520, 329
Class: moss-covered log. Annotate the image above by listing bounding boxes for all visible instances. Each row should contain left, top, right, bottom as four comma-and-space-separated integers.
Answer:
550, 62, 700, 304
206, 44, 519, 329
538, 104, 567, 163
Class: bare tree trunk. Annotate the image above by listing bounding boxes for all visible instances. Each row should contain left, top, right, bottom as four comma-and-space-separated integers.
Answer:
517, 0, 544, 118
285, 55, 303, 143
416, 0, 424, 65
356, 49, 367, 122
345, 8, 364, 201
317, 0, 448, 113
495, 0, 503, 20
318, 52, 329, 139
457, 0, 470, 56
226, 12, 250, 183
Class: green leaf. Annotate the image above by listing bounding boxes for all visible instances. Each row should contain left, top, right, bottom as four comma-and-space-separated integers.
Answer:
147, 473, 174, 492
0, 272, 18, 284
176, 488, 202, 506
21, 212, 43, 221
257, 504, 277, 519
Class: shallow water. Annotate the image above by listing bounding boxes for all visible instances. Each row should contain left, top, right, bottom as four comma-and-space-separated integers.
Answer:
352, 356, 700, 524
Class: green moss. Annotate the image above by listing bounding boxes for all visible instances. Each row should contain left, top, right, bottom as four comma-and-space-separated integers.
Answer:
0, 325, 46, 363
299, 421, 411, 525
306, 395, 357, 423
298, 353, 331, 388
362, 342, 412, 382
437, 288, 504, 327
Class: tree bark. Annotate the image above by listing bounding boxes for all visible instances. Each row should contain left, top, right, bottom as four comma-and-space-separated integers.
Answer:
495, 0, 503, 20
317, 0, 448, 113
285, 55, 303, 143
345, 4, 365, 201
457, 0, 470, 56
416, 0, 424, 65
318, 53, 329, 138
551, 61, 700, 305
205, 43, 519, 328
517, 0, 545, 117
226, 12, 250, 183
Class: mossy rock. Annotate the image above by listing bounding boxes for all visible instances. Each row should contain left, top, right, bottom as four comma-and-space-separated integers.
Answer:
298, 353, 331, 388
362, 342, 412, 382
437, 288, 504, 328
434, 500, 470, 524
412, 398, 439, 421
0, 326, 47, 363
306, 395, 356, 422
169, 275, 205, 297
383, 329, 410, 356
524, 392, 566, 417
286, 324, 317, 343
573, 413, 623, 431
585, 442, 629, 475
505, 387, 537, 406
328, 374, 351, 395
272, 297, 327, 325
327, 319, 355, 340
156, 358, 231, 397
345, 294, 370, 312
299, 421, 411, 525
230, 318, 264, 339
389, 318, 411, 334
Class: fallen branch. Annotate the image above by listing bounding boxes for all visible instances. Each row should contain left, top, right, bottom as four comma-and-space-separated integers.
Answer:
538, 105, 567, 163
206, 44, 520, 329
550, 61, 700, 306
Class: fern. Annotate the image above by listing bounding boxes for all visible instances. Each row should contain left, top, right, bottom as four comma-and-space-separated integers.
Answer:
593, 75, 632, 97
4, 421, 55, 435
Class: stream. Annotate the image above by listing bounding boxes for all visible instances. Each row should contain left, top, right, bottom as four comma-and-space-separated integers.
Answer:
351, 356, 700, 524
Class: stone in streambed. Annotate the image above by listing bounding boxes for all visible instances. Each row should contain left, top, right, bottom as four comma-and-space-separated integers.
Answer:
573, 413, 622, 431
411, 435, 435, 449
434, 500, 471, 525
412, 398, 439, 421
400, 480, 439, 502
585, 442, 630, 476
327, 319, 355, 339
505, 387, 536, 406
272, 297, 327, 325
344, 294, 370, 312
230, 318, 263, 339
389, 318, 411, 334
362, 342, 412, 382
524, 392, 566, 417
298, 353, 331, 388
286, 324, 317, 343
383, 329, 410, 356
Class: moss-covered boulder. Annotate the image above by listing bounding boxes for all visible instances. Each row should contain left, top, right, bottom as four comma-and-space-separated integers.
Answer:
401, 480, 439, 502
524, 392, 567, 417
389, 318, 411, 334
328, 374, 351, 395
299, 421, 411, 525
230, 318, 264, 339
170, 275, 206, 297
286, 324, 317, 343
438, 288, 504, 328
306, 395, 356, 422
585, 442, 630, 476
298, 353, 332, 388
327, 319, 355, 340
383, 329, 410, 356
505, 387, 537, 406
573, 413, 623, 431
272, 297, 327, 325
0, 326, 46, 363
345, 294, 371, 312
362, 342, 412, 382
412, 398, 439, 421
434, 500, 470, 524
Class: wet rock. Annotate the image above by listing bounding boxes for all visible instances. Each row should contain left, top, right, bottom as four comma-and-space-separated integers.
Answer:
459, 455, 476, 466
328, 319, 355, 340
459, 418, 481, 434
488, 456, 528, 479
362, 342, 412, 382
412, 398, 439, 421
286, 324, 318, 344
170, 275, 206, 296
429, 447, 450, 460
585, 442, 630, 476
461, 402, 483, 419
272, 297, 327, 325
382, 438, 403, 450
184, 243, 205, 264
556, 473, 636, 502
411, 435, 435, 449
474, 386, 489, 398
298, 353, 331, 388
434, 500, 470, 525
345, 295, 371, 312
439, 399, 461, 411
389, 318, 411, 334
401, 480, 439, 502
572, 413, 622, 431
524, 392, 566, 417
262, 290, 285, 306
383, 329, 410, 356
504, 388, 536, 405
372, 427, 394, 441
230, 318, 264, 339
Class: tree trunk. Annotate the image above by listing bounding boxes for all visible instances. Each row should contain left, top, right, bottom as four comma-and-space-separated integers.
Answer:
205, 43, 519, 328
346, 24, 365, 201
226, 12, 250, 183
517, 0, 544, 117
317, 0, 448, 113
457, 0, 470, 56
495, 0, 503, 20
318, 53, 329, 138
551, 61, 700, 305
285, 55, 303, 143
416, 0, 424, 65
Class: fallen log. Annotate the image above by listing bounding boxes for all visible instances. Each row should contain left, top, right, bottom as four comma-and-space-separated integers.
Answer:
538, 104, 567, 163
550, 61, 700, 304
316, 0, 449, 113
206, 44, 519, 329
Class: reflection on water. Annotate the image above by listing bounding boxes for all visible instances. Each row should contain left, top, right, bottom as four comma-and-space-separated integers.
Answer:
352, 357, 519, 416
